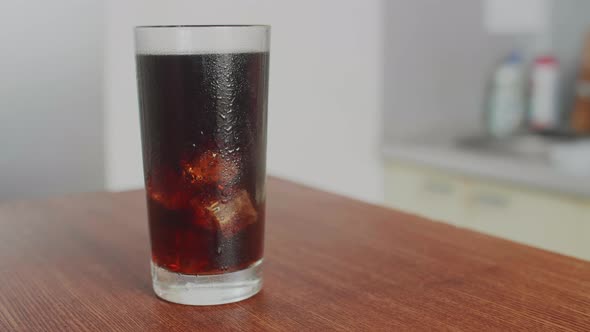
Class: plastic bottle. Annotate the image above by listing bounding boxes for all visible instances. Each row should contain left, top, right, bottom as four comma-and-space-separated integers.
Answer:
487, 52, 526, 138
530, 55, 560, 132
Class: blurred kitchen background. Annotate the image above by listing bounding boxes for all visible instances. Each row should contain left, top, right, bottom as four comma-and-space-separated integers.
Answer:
1, 0, 589, 260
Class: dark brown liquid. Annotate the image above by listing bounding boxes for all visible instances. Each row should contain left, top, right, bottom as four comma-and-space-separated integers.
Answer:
136, 52, 268, 275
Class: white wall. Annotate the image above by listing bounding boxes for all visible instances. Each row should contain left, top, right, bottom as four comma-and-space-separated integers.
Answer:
104, 0, 385, 203
549, 0, 590, 116
382, 0, 590, 143
383, 0, 515, 142
0, 0, 104, 200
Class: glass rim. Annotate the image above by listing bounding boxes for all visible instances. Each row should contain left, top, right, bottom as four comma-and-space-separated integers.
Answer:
135, 25, 270, 30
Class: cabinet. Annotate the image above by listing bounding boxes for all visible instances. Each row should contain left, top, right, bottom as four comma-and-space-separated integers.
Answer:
385, 161, 590, 260
384, 163, 467, 226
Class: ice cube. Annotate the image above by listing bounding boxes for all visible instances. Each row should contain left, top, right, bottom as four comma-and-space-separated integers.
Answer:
189, 197, 216, 231
206, 190, 258, 237
149, 190, 187, 210
182, 150, 240, 186
147, 168, 190, 209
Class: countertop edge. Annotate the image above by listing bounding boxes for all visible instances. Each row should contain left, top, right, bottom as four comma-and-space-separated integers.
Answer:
382, 143, 590, 199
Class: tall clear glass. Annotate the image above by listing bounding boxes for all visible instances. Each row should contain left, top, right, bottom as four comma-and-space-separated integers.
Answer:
134, 25, 270, 305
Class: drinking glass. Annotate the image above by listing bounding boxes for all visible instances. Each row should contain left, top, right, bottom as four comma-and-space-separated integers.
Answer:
135, 25, 270, 305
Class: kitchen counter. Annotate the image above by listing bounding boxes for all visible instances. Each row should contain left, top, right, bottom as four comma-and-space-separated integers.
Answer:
383, 139, 590, 198
0, 177, 589, 330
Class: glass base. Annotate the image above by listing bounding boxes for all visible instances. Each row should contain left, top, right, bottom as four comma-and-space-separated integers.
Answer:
151, 259, 263, 306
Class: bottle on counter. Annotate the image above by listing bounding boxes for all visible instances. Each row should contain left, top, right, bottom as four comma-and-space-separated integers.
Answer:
487, 51, 526, 138
571, 32, 590, 135
529, 55, 560, 132
571, 69, 590, 135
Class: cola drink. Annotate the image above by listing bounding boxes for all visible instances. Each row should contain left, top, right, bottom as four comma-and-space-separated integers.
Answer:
136, 52, 269, 275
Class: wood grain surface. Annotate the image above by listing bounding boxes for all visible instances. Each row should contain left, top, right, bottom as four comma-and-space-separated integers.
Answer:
0, 177, 589, 331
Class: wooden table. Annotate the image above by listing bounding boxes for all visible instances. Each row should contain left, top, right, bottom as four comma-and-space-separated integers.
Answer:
0, 177, 589, 331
